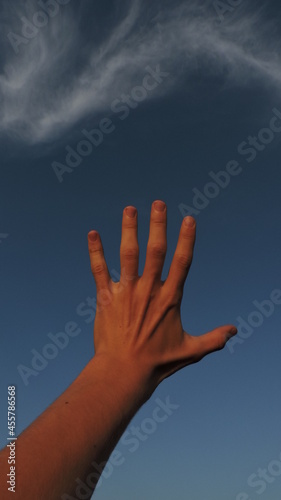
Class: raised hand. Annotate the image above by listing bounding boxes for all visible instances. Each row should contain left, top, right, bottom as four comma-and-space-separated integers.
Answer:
88, 200, 237, 396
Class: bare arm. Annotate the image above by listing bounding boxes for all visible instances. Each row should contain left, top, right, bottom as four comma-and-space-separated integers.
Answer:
0, 200, 237, 499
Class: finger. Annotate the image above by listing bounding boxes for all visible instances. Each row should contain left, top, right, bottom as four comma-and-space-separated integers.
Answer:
88, 231, 111, 293
120, 206, 139, 282
164, 216, 196, 297
142, 200, 167, 284
184, 325, 238, 362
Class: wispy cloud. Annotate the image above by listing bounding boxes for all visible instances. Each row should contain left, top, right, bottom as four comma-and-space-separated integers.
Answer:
0, 0, 281, 144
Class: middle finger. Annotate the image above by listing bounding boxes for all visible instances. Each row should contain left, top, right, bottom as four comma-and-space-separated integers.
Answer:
142, 200, 167, 285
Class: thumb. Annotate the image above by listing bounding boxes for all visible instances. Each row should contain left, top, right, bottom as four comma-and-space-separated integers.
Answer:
184, 325, 238, 361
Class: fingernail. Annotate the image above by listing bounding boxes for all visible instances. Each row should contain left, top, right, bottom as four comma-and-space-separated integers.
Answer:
154, 201, 165, 212
89, 231, 98, 242
125, 207, 136, 218
184, 217, 195, 227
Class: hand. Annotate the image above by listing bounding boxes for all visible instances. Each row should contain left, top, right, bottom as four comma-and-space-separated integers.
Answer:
87, 200, 237, 396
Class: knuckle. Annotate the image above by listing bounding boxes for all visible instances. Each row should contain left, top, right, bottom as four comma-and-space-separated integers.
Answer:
89, 246, 99, 255
183, 224, 195, 234
123, 220, 137, 229
162, 284, 182, 308
151, 217, 166, 225
148, 243, 167, 259
121, 246, 139, 260
182, 231, 195, 244
216, 334, 226, 351
175, 252, 192, 269
89, 244, 104, 257
91, 262, 106, 276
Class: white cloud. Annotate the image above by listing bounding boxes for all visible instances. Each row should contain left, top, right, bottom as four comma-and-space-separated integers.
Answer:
0, 0, 281, 144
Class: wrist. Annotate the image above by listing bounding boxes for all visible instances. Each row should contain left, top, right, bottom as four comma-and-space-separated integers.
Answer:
87, 353, 156, 407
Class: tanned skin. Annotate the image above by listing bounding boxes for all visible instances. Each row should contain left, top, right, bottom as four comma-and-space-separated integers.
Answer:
0, 200, 237, 499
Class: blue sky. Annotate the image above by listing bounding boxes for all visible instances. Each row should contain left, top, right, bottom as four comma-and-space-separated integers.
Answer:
1, 0, 281, 498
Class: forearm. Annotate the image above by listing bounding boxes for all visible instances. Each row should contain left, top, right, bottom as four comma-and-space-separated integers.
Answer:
0, 355, 151, 499
0, 200, 237, 499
